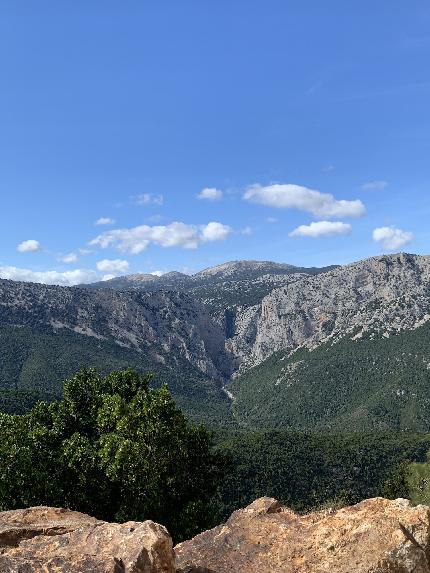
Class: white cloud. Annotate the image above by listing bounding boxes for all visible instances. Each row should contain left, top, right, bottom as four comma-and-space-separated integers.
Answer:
135, 193, 164, 206
96, 259, 130, 274
17, 239, 41, 253
361, 180, 388, 191
197, 187, 223, 201
0, 266, 98, 286
95, 217, 116, 226
90, 221, 231, 254
101, 274, 116, 282
289, 221, 352, 238
200, 222, 231, 242
372, 226, 414, 251
59, 252, 79, 264
243, 183, 365, 219
265, 216, 278, 224
151, 270, 165, 277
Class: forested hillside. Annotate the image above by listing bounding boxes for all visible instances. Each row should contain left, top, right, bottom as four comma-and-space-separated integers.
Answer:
229, 321, 430, 431
216, 430, 430, 517
0, 325, 233, 426
3, 254, 430, 432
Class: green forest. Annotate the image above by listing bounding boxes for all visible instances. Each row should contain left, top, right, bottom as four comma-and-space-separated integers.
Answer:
1, 366, 430, 542
0, 324, 232, 426
230, 321, 430, 432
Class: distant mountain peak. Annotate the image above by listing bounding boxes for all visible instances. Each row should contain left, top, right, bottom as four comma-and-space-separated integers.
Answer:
195, 260, 297, 278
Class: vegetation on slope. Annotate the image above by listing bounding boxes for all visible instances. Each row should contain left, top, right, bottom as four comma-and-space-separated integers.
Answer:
216, 430, 430, 517
229, 322, 430, 432
0, 325, 234, 427
1, 366, 430, 540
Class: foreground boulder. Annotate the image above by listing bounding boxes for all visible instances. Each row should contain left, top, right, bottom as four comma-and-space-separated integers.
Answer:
175, 497, 430, 573
0, 506, 175, 572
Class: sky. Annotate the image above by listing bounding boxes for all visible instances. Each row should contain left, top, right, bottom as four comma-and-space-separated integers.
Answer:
1, 1, 430, 285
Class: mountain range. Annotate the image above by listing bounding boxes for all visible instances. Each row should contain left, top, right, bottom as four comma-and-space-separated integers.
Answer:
2, 253, 430, 430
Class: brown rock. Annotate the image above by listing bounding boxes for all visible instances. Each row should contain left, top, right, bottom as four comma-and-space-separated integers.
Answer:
0, 506, 175, 573
175, 497, 430, 573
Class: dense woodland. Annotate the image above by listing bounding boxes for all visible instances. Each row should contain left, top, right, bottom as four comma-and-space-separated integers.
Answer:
231, 321, 430, 431
0, 369, 229, 542
1, 367, 430, 541
0, 324, 232, 426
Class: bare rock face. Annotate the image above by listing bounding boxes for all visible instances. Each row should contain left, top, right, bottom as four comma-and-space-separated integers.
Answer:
0, 506, 175, 573
231, 253, 430, 370
175, 497, 430, 573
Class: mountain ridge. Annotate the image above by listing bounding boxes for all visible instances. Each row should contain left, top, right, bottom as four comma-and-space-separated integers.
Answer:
2, 252, 430, 430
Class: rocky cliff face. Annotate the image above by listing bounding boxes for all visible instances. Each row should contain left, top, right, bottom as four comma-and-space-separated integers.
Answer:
2, 253, 430, 391
81, 253, 430, 374
176, 496, 430, 573
230, 253, 430, 370
0, 506, 175, 572
0, 279, 234, 380
84, 260, 335, 328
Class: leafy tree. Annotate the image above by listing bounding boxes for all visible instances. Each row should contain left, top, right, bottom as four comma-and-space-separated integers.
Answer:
382, 461, 411, 499
0, 368, 230, 541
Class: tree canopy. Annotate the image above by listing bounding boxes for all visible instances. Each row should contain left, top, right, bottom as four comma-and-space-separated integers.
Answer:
0, 368, 230, 541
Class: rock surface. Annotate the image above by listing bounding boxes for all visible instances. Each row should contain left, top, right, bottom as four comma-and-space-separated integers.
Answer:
79, 253, 430, 373
4, 254, 430, 380
0, 506, 175, 573
230, 253, 430, 369
175, 496, 430, 573
0, 280, 234, 380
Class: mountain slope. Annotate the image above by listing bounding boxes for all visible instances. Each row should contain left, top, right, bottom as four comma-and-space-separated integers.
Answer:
0, 279, 235, 425
0, 279, 235, 379
229, 253, 430, 370
3, 254, 430, 431
229, 319, 430, 432
0, 324, 233, 424
83, 260, 336, 332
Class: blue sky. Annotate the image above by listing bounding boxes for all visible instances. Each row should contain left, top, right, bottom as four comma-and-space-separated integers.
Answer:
1, 1, 430, 285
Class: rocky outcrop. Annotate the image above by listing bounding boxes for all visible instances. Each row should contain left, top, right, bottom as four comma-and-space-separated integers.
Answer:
230, 253, 430, 369
0, 506, 175, 572
79, 254, 430, 374
3, 498, 430, 572
175, 497, 430, 573
0, 280, 235, 380
3, 253, 430, 383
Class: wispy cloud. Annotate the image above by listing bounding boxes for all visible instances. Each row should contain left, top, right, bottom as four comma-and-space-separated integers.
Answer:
240, 226, 253, 236
306, 80, 325, 95
0, 266, 98, 286
322, 164, 335, 173
361, 180, 388, 191
96, 259, 130, 274
197, 187, 223, 201
58, 252, 79, 264
134, 193, 164, 206
95, 217, 116, 226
